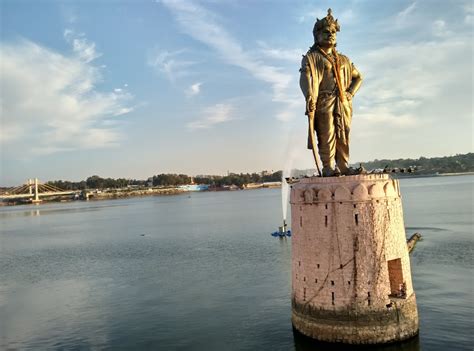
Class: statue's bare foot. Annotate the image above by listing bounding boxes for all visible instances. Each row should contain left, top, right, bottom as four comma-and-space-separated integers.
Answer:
322, 167, 336, 177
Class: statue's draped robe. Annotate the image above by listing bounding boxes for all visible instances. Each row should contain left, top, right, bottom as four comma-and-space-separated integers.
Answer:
301, 50, 355, 170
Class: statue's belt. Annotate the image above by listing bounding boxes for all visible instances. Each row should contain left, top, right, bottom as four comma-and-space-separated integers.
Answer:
318, 90, 337, 98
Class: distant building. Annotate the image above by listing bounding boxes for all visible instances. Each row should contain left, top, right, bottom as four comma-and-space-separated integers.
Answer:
178, 184, 209, 191
262, 181, 281, 188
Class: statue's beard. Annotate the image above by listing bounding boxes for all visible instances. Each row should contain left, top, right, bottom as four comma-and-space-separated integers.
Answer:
318, 40, 336, 48
313, 36, 337, 49
311, 41, 336, 51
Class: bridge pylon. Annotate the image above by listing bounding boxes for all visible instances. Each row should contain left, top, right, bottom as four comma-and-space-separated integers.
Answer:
31, 178, 42, 203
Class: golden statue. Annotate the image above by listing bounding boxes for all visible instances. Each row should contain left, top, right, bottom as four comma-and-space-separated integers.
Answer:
300, 9, 363, 177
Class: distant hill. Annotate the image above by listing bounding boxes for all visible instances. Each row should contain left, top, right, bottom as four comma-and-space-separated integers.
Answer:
290, 153, 474, 177
355, 153, 474, 175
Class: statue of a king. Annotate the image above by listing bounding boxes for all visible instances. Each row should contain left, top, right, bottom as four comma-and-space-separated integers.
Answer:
299, 9, 363, 177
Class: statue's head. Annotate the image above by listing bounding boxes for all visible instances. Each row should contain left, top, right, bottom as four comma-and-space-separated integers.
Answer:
313, 9, 340, 48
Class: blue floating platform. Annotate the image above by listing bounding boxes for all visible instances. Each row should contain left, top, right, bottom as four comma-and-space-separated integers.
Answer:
271, 230, 291, 237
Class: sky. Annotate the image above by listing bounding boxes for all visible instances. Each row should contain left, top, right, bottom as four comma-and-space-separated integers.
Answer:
1, 0, 473, 186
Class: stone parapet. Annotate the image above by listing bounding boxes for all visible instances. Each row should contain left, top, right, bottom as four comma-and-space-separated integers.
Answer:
290, 174, 400, 204
290, 174, 418, 344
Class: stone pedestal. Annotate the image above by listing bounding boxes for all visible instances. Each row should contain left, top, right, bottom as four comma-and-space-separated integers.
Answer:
290, 174, 418, 344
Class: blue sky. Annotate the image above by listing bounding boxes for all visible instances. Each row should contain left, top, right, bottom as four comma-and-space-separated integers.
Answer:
1, 0, 472, 185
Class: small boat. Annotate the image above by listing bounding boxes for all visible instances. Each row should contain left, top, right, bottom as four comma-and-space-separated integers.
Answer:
271, 220, 292, 237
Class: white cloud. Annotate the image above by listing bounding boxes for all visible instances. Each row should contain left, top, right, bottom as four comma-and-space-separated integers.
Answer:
185, 82, 202, 96
161, 1, 293, 102
273, 96, 303, 122
68, 15, 77, 24
147, 48, 196, 82
389, 2, 419, 30
0, 39, 133, 155
397, 2, 417, 21
160, 0, 302, 122
354, 35, 471, 140
360, 40, 465, 100
357, 107, 418, 128
187, 103, 233, 129
463, 2, 473, 25
339, 9, 355, 23
432, 20, 452, 37
298, 7, 354, 24
297, 6, 325, 23
465, 14, 474, 25
64, 29, 102, 63
115, 107, 133, 115
256, 41, 303, 63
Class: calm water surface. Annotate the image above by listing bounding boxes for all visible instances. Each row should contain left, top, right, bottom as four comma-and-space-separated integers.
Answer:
1, 175, 473, 350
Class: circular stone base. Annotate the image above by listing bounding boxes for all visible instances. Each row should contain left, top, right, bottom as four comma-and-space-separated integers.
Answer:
292, 293, 419, 345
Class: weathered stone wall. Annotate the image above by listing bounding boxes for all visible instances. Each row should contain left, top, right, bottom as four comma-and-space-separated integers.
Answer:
290, 174, 418, 344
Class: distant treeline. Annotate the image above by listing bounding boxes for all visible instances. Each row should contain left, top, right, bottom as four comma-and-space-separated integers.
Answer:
47, 175, 147, 190
195, 171, 282, 187
358, 153, 474, 175
47, 171, 283, 190
46, 153, 472, 190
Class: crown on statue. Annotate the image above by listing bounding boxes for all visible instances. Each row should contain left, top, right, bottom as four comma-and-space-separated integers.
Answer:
313, 8, 340, 34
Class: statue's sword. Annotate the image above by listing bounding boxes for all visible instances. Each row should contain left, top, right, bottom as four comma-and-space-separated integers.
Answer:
307, 111, 322, 177
306, 57, 322, 177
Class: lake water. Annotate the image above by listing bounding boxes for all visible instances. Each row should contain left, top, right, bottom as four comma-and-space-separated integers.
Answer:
1, 175, 472, 350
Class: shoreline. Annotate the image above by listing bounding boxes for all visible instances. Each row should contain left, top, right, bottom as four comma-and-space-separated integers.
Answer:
0, 182, 282, 207
1, 172, 472, 207
392, 171, 474, 178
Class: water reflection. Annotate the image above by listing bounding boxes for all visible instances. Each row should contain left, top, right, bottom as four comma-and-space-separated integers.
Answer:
293, 328, 420, 351
0, 202, 129, 219
0, 176, 472, 350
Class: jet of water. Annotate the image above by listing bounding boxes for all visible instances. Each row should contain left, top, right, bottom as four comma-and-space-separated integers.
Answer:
280, 120, 306, 225
281, 174, 290, 222
281, 146, 297, 222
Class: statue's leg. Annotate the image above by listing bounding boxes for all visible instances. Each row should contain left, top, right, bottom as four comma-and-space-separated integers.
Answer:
315, 109, 336, 175
335, 140, 350, 172
336, 107, 357, 175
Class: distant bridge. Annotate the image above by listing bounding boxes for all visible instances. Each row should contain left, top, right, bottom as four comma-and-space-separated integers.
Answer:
0, 178, 77, 203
